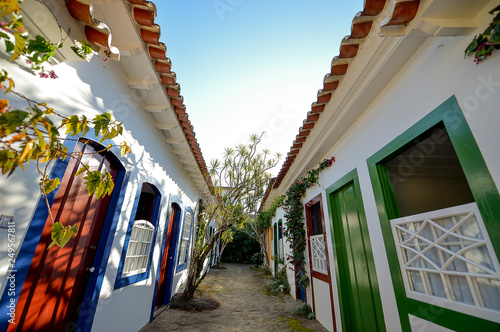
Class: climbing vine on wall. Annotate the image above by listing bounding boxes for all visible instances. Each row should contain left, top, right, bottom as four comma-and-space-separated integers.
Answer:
465, 6, 500, 64
281, 156, 335, 289
257, 194, 285, 230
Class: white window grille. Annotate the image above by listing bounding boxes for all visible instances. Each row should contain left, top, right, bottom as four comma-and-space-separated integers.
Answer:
123, 220, 155, 275
278, 238, 284, 261
391, 203, 500, 323
178, 213, 192, 264
310, 234, 328, 274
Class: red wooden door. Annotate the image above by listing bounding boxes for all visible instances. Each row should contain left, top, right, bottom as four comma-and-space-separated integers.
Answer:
305, 194, 336, 331
155, 204, 179, 308
10, 141, 120, 332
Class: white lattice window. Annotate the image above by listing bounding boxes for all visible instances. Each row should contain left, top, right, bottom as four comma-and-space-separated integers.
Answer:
178, 213, 192, 265
278, 238, 284, 261
123, 220, 155, 275
311, 234, 327, 274
391, 203, 500, 323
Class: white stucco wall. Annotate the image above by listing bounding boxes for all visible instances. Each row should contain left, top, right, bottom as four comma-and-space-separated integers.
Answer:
272, 15, 500, 332
0, 50, 200, 331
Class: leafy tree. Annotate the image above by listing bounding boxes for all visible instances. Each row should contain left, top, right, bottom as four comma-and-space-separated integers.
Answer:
0, 0, 128, 248
220, 229, 260, 263
178, 133, 280, 301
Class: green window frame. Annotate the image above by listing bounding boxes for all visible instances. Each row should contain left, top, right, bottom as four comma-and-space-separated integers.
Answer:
367, 96, 500, 331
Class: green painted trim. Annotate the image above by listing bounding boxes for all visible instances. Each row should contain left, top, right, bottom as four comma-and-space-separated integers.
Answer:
367, 95, 500, 331
326, 169, 386, 332
274, 222, 278, 273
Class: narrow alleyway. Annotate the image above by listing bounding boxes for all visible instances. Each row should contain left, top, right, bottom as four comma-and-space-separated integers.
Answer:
140, 264, 328, 331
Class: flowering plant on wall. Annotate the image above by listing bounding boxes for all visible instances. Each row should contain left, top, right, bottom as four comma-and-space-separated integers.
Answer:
281, 157, 335, 289
465, 6, 500, 64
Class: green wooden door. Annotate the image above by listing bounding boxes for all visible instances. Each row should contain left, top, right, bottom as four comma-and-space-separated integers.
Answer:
274, 224, 278, 274
330, 178, 385, 332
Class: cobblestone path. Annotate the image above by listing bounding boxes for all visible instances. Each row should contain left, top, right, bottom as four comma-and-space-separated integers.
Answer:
139, 263, 328, 332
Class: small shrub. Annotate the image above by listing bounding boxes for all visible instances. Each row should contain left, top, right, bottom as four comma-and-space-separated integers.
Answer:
251, 252, 264, 265
266, 267, 290, 295
292, 303, 315, 320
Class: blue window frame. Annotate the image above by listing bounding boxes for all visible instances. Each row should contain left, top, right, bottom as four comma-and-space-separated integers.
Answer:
115, 182, 162, 289
176, 207, 194, 272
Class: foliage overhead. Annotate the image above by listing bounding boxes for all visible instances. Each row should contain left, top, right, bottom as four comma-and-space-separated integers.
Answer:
0, 0, 127, 248
465, 6, 500, 64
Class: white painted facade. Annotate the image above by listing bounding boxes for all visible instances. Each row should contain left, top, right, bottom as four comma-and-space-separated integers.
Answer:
0, 1, 210, 331
265, 1, 500, 331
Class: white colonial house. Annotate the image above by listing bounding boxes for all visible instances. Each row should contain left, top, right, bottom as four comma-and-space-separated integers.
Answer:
262, 1, 500, 331
0, 1, 213, 331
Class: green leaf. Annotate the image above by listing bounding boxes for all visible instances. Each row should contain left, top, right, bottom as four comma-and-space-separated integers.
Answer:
0, 0, 20, 16
4, 40, 14, 53
489, 5, 500, 15
83, 170, 114, 198
83, 170, 102, 196
120, 141, 131, 157
64, 115, 80, 136
491, 33, 500, 43
48, 222, 79, 249
9, 32, 26, 61
42, 177, 60, 194
74, 166, 87, 177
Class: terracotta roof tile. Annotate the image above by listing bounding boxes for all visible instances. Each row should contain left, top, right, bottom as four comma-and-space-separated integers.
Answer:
331, 63, 348, 76
323, 80, 339, 92
133, 7, 156, 27
155, 60, 171, 73
141, 29, 160, 44
311, 104, 325, 114
148, 45, 166, 59
306, 113, 320, 122
360, 0, 386, 16
65, 0, 214, 191
273, 0, 422, 190
302, 122, 315, 130
66, 0, 120, 60
382, 0, 420, 26
170, 97, 184, 107
298, 129, 311, 137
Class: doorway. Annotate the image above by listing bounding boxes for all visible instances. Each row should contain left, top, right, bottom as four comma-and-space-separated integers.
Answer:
328, 171, 385, 332
9, 140, 123, 332
155, 203, 182, 309
305, 195, 336, 331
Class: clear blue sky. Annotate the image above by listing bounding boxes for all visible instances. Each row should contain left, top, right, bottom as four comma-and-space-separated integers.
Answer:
155, 1, 363, 174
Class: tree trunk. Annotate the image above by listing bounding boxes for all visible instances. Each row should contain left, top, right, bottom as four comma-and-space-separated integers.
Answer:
179, 230, 219, 301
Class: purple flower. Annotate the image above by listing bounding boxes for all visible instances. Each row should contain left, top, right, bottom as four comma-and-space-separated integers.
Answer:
39, 72, 49, 79
49, 70, 58, 79
0, 22, 8, 33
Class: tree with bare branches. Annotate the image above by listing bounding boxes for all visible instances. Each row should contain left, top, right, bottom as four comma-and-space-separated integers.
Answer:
178, 133, 280, 301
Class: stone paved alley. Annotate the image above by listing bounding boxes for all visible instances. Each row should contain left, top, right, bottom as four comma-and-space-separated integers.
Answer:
140, 264, 328, 332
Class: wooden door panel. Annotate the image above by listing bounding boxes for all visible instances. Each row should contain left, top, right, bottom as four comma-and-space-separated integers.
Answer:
333, 183, 383, 332
36, 152, 100, 330
11, 142, 119, 332
156, 205, 178, 308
